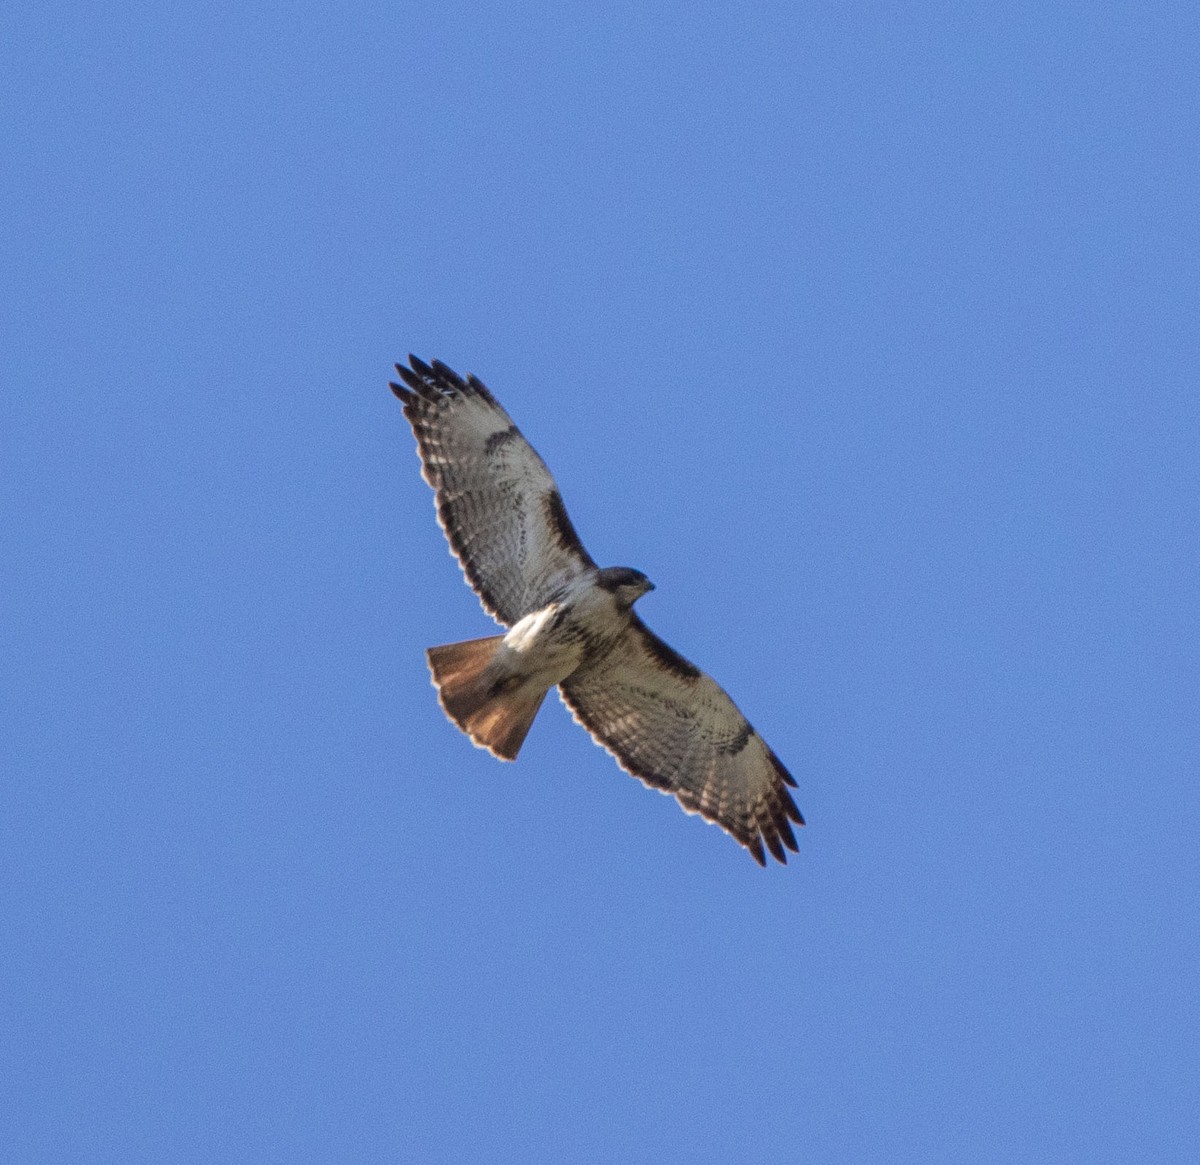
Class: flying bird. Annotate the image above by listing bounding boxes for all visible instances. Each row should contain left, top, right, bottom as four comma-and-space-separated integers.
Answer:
390, 356, 804, 864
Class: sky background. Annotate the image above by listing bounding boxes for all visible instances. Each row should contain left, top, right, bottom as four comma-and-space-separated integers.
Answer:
4, 3, 1198, 1161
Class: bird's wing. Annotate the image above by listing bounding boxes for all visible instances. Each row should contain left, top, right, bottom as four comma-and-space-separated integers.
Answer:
391, 356, 596, 626
559, 615, 804, 865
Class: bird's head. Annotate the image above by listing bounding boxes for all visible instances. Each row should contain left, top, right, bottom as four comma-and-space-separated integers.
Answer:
596, 566, 655, 608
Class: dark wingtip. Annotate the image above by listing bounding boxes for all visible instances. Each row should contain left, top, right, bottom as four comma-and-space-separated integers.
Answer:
786, 794, 805, 826
389, 379, 413, 403
394, 355, 498, 406
465, 372, 498, 405
393, 363, 424, 393
393, 356, 450, 403
430, 359, 466, 390
778, 816, 799, 853
747, 836, 767, 866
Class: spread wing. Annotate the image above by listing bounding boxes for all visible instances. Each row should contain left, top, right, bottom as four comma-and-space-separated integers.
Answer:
390, 356, 596, 627
560, 616, 804, 865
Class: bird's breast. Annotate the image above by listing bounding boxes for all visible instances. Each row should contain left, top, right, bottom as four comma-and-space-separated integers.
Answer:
500, 588, 625, 685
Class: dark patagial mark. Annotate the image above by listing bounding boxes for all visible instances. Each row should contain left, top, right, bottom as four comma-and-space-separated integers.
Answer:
595, 566, 651, 594
485, 425, 521, 455
719, 721, 754, 756
634, 621, 701, 681
542, 490, 596, 565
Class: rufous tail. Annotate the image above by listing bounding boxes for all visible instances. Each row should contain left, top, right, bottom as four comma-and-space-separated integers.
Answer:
425, 635, 548, 761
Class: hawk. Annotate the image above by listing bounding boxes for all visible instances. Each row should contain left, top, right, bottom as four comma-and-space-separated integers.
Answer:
391, 356, 804, 865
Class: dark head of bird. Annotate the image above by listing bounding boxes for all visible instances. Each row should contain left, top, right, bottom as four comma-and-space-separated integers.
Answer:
595, 566, 655, 608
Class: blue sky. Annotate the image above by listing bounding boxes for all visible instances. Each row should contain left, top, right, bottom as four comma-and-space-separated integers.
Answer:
4, 2, 1198, 1161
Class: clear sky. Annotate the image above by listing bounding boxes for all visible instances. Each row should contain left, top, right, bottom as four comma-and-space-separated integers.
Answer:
4, 3, 1198, 1161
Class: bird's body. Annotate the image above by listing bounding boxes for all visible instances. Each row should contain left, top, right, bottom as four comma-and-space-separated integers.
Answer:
506, 567, 652, 679
391, 356, 804, 865
426, 566, 653, 761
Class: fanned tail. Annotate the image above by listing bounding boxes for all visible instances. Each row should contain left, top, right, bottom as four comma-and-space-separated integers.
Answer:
426, 636, 547, 760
